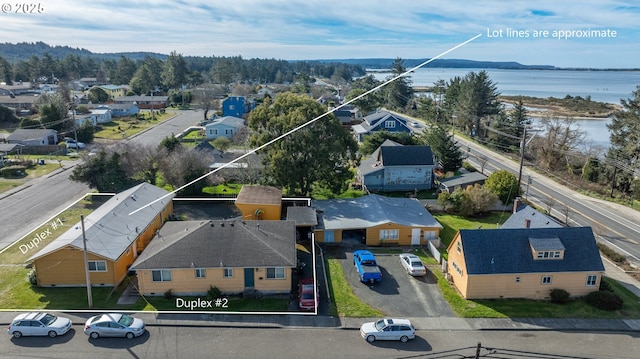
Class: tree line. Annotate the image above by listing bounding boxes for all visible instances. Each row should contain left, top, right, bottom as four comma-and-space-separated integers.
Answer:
0, 51, 365, 93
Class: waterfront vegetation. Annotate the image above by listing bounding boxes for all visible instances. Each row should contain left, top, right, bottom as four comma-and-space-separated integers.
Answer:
500, 94, 619, 118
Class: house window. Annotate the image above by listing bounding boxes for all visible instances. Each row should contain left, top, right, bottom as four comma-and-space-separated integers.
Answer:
451, 261, 463, 276
457, 241, 462, 254
384, 120, 395, 128
152, 270, 172, 282
537, 251, 561, 259
266, 267, 285, 279
225, 129, 233, 134
515, 277, 521, 283
88, 261, 107, 272
586, 275, 598, 286
380, 229, 399, 240
195, 268, 206, 278
541, 276, 552, 284
224, 268, 234, 278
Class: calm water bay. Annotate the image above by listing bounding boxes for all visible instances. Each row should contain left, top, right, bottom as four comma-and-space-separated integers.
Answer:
371, 68, 640, 149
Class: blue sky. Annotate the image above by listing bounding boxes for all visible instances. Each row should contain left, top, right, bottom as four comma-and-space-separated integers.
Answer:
1, 0, 639, 68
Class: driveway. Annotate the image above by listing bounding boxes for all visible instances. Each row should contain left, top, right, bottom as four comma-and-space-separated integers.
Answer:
329, 247, 455, 318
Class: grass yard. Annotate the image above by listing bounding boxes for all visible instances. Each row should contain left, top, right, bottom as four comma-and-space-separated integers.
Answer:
433, 211, 510, 247
0, 180, 21, 193
94, 112, 172, 140
0, 207, 93, 309
325, 258, 382, 318
202, 183, 243, 196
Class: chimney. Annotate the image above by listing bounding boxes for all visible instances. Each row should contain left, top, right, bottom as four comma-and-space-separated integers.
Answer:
513, 197, 521, 214
525, 218, 531, 228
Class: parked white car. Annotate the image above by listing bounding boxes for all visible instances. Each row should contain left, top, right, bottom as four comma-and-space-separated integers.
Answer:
7, 312, 72, 338
84, 313, 145, 339
360, 318, 415, 343
399, 253, 427, 276
65, 139, 85, 149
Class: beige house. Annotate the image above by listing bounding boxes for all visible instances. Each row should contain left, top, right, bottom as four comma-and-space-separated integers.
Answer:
130, 219, 296, 296
446, 227, 605, 300
27, 183, 174, 287
311, 194, 442, 246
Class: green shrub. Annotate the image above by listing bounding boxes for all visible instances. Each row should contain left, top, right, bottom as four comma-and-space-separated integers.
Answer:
27, 270, 37, 286
584, 290, 623, 311
163, 289, 175, 300
207, 285, 221, 299
0, 165, 26, 177
549, 288, 571, 304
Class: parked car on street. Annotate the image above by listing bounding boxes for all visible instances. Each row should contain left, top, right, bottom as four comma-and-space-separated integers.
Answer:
7, 312, 72, 338
353, 250, 382, 284
84, 313, 145, 339
298, 277, 319, 311
360, 318, 416, 343
64, 138, 85, 149
399, 253, 427, 276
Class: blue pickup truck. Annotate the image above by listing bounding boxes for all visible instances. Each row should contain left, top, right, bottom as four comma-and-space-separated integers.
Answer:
353, 250, 382, 284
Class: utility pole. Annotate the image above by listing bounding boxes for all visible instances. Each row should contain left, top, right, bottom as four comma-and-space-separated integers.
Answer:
81, 215, 93, 309
517, 126, 527, 193
610, 154, 618, 198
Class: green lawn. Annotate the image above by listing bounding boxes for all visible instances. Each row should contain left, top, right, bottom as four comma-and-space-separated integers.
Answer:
0, 180, 21, 193
433, 212, 510, 247
325, 258, 382, 318
202, 183, 243, 195
94, 113, 171, 140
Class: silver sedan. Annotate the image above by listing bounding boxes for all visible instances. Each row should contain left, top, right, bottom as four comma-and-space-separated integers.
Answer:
398, 253, 427, 276
84, 313, 145, 339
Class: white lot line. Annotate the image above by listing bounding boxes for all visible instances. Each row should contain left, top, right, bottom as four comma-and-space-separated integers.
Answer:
129, 34, 483, 216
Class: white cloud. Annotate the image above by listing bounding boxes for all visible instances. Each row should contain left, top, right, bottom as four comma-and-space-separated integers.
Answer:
0, 0, 637, 67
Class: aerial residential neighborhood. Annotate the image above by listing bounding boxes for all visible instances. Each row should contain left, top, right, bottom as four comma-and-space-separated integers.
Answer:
1, 1, 640, 357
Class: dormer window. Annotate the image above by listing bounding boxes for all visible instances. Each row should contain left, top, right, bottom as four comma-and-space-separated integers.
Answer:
384, 120, 395, 128
529, 237, 565, 260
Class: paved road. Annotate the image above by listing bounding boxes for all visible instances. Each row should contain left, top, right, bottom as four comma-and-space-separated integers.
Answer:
129, 109, 203, 146
0, 164, 90, 251
0, 110, 204, 252
460, 136, 640, 266
4, 324, 638, 359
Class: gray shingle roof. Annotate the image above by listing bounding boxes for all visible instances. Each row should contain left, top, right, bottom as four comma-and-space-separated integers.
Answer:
438, 171, 487, 188
286, 206, 318, 226
458, 227, 604, 275
130, 220, 296, 269
6, 129, 56, 141
501, 204, 562, 229
312, 194, 442, 230
236, 185, 282, 205
380, 146, 434, 166
27, 183, 173, 262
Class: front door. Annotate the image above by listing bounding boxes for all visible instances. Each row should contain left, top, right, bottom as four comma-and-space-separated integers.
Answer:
244, 268, 254, 288
411, 228, 421, 245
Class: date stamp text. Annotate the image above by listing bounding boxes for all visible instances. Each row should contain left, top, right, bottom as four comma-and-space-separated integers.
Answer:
2, 3, 45, 14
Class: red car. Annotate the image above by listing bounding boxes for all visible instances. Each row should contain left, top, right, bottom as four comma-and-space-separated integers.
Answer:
297, 278, 318, 311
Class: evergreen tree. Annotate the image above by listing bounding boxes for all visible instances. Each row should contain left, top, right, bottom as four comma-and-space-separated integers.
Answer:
384, 58, 414, 110
359, 131, 418, 155
607, 86, 640, 185
421, 124, 464, 173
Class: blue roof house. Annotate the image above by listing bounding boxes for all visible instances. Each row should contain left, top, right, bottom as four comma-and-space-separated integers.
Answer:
446, 227, 605, 300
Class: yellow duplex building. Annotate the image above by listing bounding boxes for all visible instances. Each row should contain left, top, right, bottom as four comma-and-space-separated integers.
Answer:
130, 219, 296, 297
27, 183, 173, 287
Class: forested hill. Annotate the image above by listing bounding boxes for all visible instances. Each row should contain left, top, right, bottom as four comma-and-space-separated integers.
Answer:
1, 42, 555, 70
320, 58, 556, 70
0, 42, 167, 62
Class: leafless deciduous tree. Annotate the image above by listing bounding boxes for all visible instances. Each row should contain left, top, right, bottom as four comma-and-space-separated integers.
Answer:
530, 116, 587, 170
